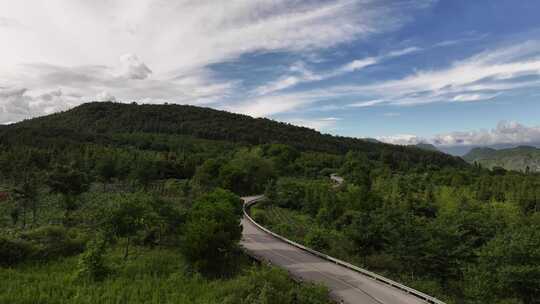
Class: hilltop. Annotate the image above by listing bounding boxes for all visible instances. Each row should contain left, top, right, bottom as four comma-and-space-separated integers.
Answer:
1, 102, 465, 169
415, 143, 440, 152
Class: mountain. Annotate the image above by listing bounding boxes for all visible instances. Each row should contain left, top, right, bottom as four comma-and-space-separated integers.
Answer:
463, 146, 540, 172
362, 138, 381, 143
437, 145, 474, 156
415, 143, 439, 152
1, 102, 466, 169
438, 143, 540, 156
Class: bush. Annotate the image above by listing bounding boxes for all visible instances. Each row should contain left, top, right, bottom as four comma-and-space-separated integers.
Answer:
181, 189, 242, 276
221, 266, 331, 304
20, 225, 86, 260
250, 209, 268, 226
305, 228, 331, 252
0, 236, 36, 266
74, 235, 109, 281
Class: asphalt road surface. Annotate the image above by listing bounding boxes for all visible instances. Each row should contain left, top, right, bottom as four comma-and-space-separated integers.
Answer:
241, 196, 427, 304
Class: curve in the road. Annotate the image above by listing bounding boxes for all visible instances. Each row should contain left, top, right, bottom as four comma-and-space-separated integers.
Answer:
240, 195, 445, 304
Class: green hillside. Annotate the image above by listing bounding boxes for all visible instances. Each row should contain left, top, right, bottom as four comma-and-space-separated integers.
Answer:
2, 102, 465, 170
415, 143, 440, 152
464, 146, 540, 172
1, 102, 539, 304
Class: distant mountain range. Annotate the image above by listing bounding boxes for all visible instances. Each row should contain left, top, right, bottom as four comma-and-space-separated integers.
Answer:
414, 143, 440, 152
435, 143, 540, 157
463, 146, 540, 172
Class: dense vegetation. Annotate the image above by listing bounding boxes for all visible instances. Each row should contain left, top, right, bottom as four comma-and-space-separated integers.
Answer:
254, 151, 540, 303
464, 146, 540, 172
1, 102, 538, 303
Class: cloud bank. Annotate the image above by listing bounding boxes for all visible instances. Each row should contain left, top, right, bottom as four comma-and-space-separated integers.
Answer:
378, 121, 540, 147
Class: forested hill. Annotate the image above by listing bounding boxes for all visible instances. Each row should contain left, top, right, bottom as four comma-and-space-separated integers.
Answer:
464, 146, 540, 172
1, 102, 465, 168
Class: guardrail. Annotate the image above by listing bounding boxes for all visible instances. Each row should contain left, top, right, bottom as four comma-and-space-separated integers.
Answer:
243, 196, 446, 304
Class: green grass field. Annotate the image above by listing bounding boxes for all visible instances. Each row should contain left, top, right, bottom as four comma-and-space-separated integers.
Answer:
0, 245, 331, 304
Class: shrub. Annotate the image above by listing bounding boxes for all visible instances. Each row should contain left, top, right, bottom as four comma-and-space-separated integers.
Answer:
304, 228, 331, 252
20, 225, 86, 260
181, 190, 242, 275
250, 209, 268, 226
74, 235, 109, 282
221, 266, 331, 304
0, 236, 36, 266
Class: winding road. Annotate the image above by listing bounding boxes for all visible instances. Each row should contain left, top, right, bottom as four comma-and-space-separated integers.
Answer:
240, 195, 436, 304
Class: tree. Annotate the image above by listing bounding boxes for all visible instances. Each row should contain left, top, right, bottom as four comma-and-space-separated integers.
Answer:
95, 156, 116, 191
103, 195, 150, 259
196, 188, 243, 217
345, 211, 384, 264
12, 174, 39, 228
305, 228, 331, 252
131, 159, 157, 190
465, 218, 540, 303
74, 234, 109, 282
47, 163, 89, 225
219, 149, 276, 195
181, 189, 242, 275
192, 158, 223, 191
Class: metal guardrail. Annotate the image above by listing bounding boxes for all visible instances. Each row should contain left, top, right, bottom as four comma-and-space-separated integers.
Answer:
243, 196, 446, 304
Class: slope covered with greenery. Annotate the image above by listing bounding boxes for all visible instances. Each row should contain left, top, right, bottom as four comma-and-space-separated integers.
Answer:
1, 101, 538, 304
464, 146, 540, 172
254, 152, 540, 303
3, 101, 465, 169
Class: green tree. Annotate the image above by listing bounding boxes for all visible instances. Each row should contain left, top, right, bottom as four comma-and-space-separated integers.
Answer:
103, 195, 150, 259
95, 156, 116, 191
465, 218, 540, 303
12, 174, 39, 228
74, 234, 109, 282
181, 189, 242, 275
47, 163, 89, 225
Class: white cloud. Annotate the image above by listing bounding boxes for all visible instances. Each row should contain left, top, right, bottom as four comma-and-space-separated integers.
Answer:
378, 121, 540, 147
432, 121, 540, 146
340, 58, 379, 72
231, 40, 540, 118
95, 91, 117, 102
286, 117, 341, 131
0, 16, 25, 29
348, 99, 386, 107
451, 93, 499, 102
0, 0, 427, 123
377, 134, 425, 145
226, 92, 320, 117
342, 40, 540, 108
118, 54, 152, 80
254, 46, 419, 96
0, 87, 80, 123
386, 47, 422, 57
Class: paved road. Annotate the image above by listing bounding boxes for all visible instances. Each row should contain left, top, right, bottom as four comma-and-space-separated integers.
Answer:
241, 196, 427, 304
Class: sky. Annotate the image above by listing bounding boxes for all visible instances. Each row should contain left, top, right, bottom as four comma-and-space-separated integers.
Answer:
1, 0, 540, 149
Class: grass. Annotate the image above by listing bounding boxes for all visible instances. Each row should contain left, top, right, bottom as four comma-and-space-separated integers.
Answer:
0, 245, 332, 304
0, 248, 220, 304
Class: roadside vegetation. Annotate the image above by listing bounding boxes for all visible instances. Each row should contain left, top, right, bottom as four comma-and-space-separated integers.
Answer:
254, 153, 540, 304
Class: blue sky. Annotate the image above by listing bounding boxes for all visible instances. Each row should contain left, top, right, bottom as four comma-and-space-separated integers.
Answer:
1, 0, 540, 147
